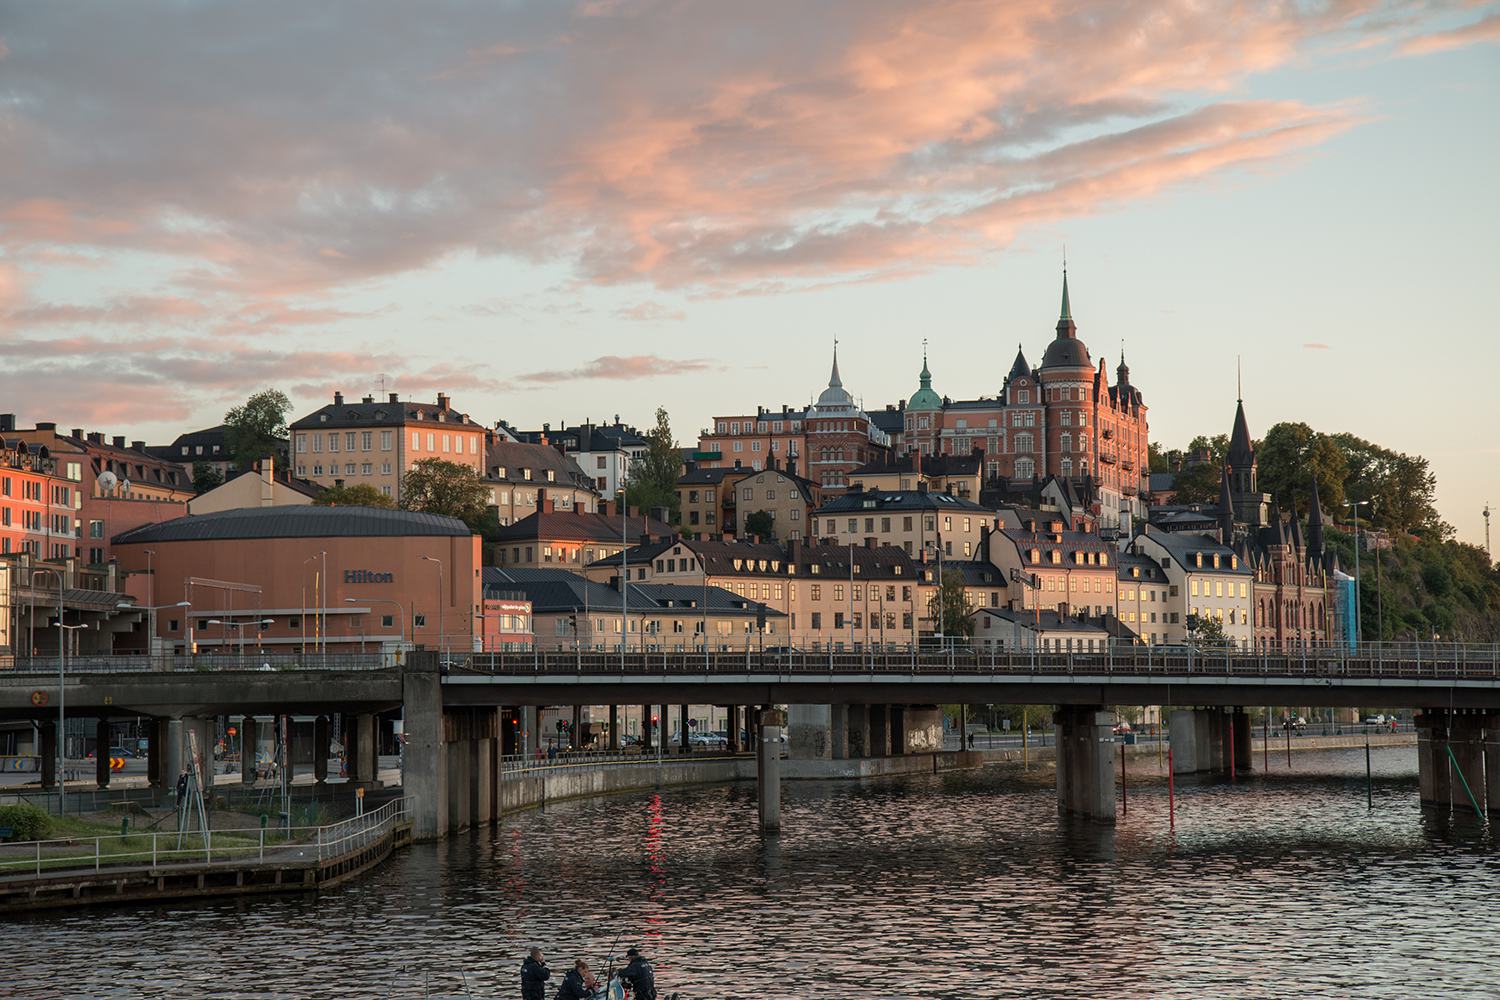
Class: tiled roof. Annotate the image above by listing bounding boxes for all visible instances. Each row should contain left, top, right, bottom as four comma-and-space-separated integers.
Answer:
493, 509, 672, 544
112, 505, 470, 543
482, 567, 782, 617
290, 396, 481, 430
814, 489, 993, 516
484, 440, 596, 492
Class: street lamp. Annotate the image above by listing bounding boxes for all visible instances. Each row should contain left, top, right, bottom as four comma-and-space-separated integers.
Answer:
205, 618, 275, 667
421, 555, 445, 662
303, 551, 327, 664
118, 600, 191, 663
31, 568, 64, 811
1344, 500, 1370, 648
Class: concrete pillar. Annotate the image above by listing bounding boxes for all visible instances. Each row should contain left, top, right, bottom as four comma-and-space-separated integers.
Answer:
726, 706, 741, 753
39, 720, 57, 789
240, 717, 256, 785
901, 706, 943, 754
641, 704, 653, 750
846, 704, 869, 758
164, 717, 184, 789
352, 713, 378, 784
1415, 711, 1451, 810
570, 704, 583, 750
1204, 711, 1224, 775
1054, 705, 1116, 823
147, 718, 165, 789
195, 717, 216, 789
403, 663, 447, 841
1484, 714, 1500, 820
1169, 709, 1198, 774
1449, 714, 1486, 815
830, 704, 849, 760
608, 705, 620, 750
679, 703, 691, 754
96, 718, 112, 788
787, 705, 833, 759
889, 705, 906, 755
1231, 709, 1252, 774
869, 705, 890, 757
757, 708, 786, 834
314, 715, 330, 784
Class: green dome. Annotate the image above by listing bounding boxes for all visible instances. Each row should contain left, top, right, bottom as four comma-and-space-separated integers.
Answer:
907, 354, 942, 411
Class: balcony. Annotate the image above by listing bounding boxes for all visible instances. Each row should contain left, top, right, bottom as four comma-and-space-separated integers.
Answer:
1099, 452, 1116, 465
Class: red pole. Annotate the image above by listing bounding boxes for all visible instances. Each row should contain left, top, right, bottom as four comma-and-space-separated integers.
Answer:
1167, 748, 1175, 831
1120, 743, 1127, 816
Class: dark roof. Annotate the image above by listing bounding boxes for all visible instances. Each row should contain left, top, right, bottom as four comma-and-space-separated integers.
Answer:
868, 408, 906, 435
848, 453, 980, 480
482, 568, 782, 617
493, 509, 672, 545
814, 489, 993, 516
736, 466, 820, 504
1116, 551, 1168, 583
1136, 530, 1251, 575
484, 439, 596, 492
1006, 345, 1031, 382
112, 505, 470, 544
934, 560, 1008, 588
513, 422, 647, 452
995, 526, 1115, 567
972, 607, 1109, 633
1228, 399, 1255, 466
290, 395, 481, 430
589, 537, 919, 580
146, 425, 231, 461
678, 465, 752, 486
1148, 472, 1177, 493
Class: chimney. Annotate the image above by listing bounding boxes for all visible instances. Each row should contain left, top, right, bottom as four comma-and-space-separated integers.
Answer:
71, 428, 85, 439
0, 414, 13, 432
112, 435, 125, 449
131, 440, 145, 452
913, 449, 923, 478
437, 392, 450, 410
37, 422, 57, 431
261, 457, 275, 505
88, 432, 104, 444
362, 395, 374, 404
389, 392, 399, 403
333, 391, 344, 405
786, 537, 802, 565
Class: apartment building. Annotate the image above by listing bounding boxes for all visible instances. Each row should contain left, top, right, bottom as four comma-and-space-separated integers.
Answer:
733, 463, 820, 541
676, 463, 752, 538
492, 503, 673, 569
809, 489, 998, 561
987, 518, 1118, 619
0, 436, 73, 561
1130, 528, 1253, 648
484, 437, 599, 526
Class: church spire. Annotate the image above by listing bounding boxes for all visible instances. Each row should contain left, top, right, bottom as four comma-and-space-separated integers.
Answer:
1307, 475, 1325, 560
828, 338, 842, 389
1218, 464, 1235, 545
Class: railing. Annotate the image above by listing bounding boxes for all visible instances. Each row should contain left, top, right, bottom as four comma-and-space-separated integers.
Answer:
0, 651, 397, 675
498, 749, 749, 774
0, 797, 409, 880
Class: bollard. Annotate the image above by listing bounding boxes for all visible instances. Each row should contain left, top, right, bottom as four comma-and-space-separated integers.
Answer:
1120, 744, 1127, 816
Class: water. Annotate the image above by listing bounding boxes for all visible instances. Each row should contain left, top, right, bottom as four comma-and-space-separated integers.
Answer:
11, 748, 1500, 999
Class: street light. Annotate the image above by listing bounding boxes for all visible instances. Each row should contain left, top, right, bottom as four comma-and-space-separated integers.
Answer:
118, 600, 191, 663
1344, 500, 1370, 648
303, 551, 327, 664
205, 618, 275, 667
421, 555, 445, 662
31, 568, 64, 812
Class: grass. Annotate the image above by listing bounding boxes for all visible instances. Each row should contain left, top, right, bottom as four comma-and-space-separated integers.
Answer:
0, 815, 320, 876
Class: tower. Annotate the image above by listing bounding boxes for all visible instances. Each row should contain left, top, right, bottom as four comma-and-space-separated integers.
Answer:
1307, 476, 1325, 564
1225, 395, 1270, 529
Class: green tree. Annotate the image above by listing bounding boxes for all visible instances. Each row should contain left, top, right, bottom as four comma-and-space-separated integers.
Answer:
744, 509, 774, 538
1256, 421, 1347, 515
313, 483, 394, 508
1171, 460, 1222, 505
223, 389, 291, 468
399, 458, 491, 529
1330, 432, 1439, 534
191, 461, 224, 494
1187, 614, 1229, 648
927, 572, 975, 641
1187, 433, 1229, 464
624, 407, 683, 520
1148, 441, 1172, 473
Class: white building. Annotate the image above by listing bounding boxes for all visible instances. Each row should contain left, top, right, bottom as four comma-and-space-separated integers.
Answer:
1127, 528, 1253, 648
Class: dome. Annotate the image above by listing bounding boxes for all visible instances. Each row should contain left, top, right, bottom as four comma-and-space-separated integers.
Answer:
907, 353, 942, 412
811, 346, 857, 415
1042, 336, 1092, 370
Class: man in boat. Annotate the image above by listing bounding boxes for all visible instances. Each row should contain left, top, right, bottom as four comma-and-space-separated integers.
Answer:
619, 947, 656, 1000
521, 946, 551, 1000
555, 959, 598, 1000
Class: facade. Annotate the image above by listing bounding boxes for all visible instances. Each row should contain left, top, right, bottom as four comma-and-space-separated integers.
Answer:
697, 405, 806, 474
898, 274, 1149, 529
509, 420, 647, 496
0, 436, 72, 561
477, 595, 534, 650
1128, 528, 1253, 647
112, 506, 481, 655
1115, 551, 1172, 645
803, 348, 893, 489
492, 504, 673, 569
187, 458, 321, 515
846, 451, 982, 501
289, 391, 485, 502
987, 517, 1118, 619
676, 463, 751, 538
483, 437, 599, 526
971, 607, 1114, 652
147, 424, 287, 484
734, 465, 820, 541
810, 489, 999, 561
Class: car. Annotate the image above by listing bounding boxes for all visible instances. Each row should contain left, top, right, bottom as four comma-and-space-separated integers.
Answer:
107, 746, 136, 759
690, 733, 728, 749
1111, 722, 1133, 735
1363, 714, 1387, 725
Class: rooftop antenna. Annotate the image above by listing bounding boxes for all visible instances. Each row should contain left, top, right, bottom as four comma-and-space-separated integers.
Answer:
1485, 502, 1492, 561
1236, 356, 1242, 402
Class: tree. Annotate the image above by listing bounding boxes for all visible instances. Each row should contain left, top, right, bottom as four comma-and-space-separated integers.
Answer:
624, 407, 682, 520
1187, 614, 1229, 648
1187, 433, 1229, 465
1256, 421, 1347, 515
191, 462, 224, 494
744, 509, 774, 538
399, 458, 491, 528
1171, 460, 1222, 505
223, 389, 291, 468
1330, 432, 1439, 534
313, 483, 394, 508
927, 572, 975, 641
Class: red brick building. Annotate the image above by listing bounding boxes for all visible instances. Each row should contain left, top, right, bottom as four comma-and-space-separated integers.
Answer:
0, 436, 73, 561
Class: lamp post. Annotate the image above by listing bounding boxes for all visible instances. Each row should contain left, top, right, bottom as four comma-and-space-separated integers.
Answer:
1344, 500, 1369, 648
118, 600, 191, 664
206, 618, 275, 667
31, 568, 64, 811
421, 555, 445, 662
344, 597, 406, 662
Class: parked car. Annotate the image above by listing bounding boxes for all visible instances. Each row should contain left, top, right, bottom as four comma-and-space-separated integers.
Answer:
1363, 714, 1387, 725
691, 733, 728, 749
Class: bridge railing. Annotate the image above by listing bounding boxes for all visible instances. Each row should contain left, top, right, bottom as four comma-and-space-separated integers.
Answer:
0, 651, 398, 675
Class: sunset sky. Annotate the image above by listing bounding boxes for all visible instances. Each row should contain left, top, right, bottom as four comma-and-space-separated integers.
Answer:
1, 2, 1496, 544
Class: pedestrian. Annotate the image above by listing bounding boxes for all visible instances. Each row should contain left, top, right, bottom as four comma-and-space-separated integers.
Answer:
555, 959, 596, 1000
175, 770, 188, 799
521, 947, 551, 1000
619, 947, 656, 1000
547, 743, 558, 761
967, 732, 975, 749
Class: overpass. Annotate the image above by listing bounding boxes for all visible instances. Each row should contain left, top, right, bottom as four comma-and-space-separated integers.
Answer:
2, 643, 1498, 838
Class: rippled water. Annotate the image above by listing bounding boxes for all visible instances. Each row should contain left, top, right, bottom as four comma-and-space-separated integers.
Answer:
11, 747, 1500, 999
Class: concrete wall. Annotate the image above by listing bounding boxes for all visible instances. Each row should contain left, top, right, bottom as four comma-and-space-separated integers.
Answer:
500, 757, 756, 814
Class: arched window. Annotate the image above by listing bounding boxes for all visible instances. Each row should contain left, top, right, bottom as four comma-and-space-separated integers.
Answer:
1060, 458, 1072, 476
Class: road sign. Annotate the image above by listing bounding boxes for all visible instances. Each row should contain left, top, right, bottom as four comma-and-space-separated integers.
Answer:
30, 691, 48, 707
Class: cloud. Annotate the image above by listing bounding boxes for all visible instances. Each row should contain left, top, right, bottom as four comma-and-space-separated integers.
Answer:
1303, 342, 1332, 350
514, 354, 720, 385
1400, 13, 1500, 55
614, 300, 686, 322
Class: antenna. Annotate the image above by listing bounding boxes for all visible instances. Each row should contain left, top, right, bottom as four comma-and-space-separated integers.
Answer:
1485, 502, 1492, 561
1236, 356, 1242, 402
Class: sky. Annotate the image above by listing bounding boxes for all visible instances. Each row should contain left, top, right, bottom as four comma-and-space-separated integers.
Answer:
1, 1, 1497, 545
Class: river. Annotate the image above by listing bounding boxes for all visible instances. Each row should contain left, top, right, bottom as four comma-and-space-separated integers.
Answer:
10, 747, 1500, 999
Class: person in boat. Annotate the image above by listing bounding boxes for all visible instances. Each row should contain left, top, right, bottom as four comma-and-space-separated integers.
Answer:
521, 947, 551, 1000
619, 948, 656, 1000
555, 958, 598, 1000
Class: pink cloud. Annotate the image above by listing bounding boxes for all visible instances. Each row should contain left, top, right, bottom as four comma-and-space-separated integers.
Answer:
1400, 13, 1500, 54
614, 300, 686, 322
515, 354, 719, 385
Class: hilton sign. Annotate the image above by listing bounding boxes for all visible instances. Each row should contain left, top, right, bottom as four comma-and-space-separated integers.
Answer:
343, 570, 395, 584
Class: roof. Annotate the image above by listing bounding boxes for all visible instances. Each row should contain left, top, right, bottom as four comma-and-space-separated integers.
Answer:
513, 422, 647, 452
995, 526, 1115, 567
1041, 271, 1091, 370
677, 465, 750, 486
737, 466, 819, 504
589, 537, 920, 580
1116, 551, 1169, 583
214, 467, 323, 499
112, 505, 470, 544
290, 394, 481, 431
1135, 530, 1251, 575
483, 568, 782, 617
493, 509, 671, 545
812, 345, 856, 415
971, 607, 1109, 634
849, 453, 980, 480
934, 560, 1008, 588
908, 352, 942, 412
1228, 399, 1255, 466
484, 439, 596, 492
814, 489, 993, 516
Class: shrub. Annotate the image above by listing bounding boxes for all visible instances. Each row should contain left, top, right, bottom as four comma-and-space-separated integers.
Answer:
0, 804, 53, 841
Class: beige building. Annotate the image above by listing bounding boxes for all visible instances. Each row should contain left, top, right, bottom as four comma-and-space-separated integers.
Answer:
484, 437, 599, 526
290, 391, 486, 502
187, 459, 321, 515
1129, 529, 1253, 648
734, 465, 820, 541
676, 464, 751, 538
1116, 551, 1173, 645
971, 607, 1115, 652
809, 489, 999, 561
492, 504, 673, 570
987, 518, 1119, 619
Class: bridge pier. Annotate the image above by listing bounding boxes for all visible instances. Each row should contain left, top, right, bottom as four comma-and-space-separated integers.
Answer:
1055, 706, 1115, 823
845, 704, 868, 757
679, 703, 690, 754
757, 708, 785, 833
239, 716, 256, 785
38, 720, 57, 790
787, 705, 833, 759
1170, 708, 1241, 776
869, 705, 890, 757
1416, 711, 1451, 809
901, 706, 942, 753
641, 704, 653, 751
726, 706, 740, 753
1449, 713, 1486, 815
1231, 709, 1252, 775
164, 718, 183, 789
147, 718, 165, 790
830, 704, 849, 759
403, 665, 446, 840
1485, 714, 1500, 820
95, 718, 111, 788
350, 714, 378, 786
608, 705, 620, 750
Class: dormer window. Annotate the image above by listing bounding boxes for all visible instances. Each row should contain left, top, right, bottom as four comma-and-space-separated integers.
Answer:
319, 414, 328, 423
375, 410, 387, 421
497, 466, 506, 479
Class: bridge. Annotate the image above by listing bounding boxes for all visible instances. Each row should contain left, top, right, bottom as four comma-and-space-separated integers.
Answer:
3, 644, 1498, 837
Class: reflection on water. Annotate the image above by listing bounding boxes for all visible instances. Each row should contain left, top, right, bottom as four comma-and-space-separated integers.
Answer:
11, 748, 1500, 999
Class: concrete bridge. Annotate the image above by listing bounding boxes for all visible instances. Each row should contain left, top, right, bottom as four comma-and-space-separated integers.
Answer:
3, 644, 1498, 838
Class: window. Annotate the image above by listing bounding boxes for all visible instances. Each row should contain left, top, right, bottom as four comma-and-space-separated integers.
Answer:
381, 431, 393, 451
328, 433, 339, 452
426, 433, 435, 450
414, 614, 427, 628
362, 432, 372, 451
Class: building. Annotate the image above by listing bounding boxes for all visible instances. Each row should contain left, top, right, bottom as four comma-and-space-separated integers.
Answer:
0, 436, 72, 561
1116, 550, 1172, 645
491, 503, 673, 570
289, 391, 486, 502
147, 424, 287, 485
987, 516, 1118, 619
847, 450, 982, 501
112, 506, 481, 656
476, 592, 534, 651
187, 458, 322, 515
803, 347, 893, 489
484, 567, 783, 651
896, 273, 1149, 529
697, 405, 806, 473
676, 463, 751, 538
509, 419, 647, 496
483, 436, 599, 526
732, 462, 820, 541
971, 607, 1116, 652
1128, 527, 1253, 647
809, 489, 999, 561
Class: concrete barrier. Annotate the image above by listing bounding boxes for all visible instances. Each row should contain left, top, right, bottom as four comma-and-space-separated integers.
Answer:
500, 756, 756, 815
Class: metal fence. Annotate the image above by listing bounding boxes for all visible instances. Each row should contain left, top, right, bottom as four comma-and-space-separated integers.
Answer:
0, 652, 398, 674
0, 797, 409, 880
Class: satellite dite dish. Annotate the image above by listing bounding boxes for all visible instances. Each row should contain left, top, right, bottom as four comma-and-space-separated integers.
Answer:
97, 471, 118, 494
120, 478, 131, 494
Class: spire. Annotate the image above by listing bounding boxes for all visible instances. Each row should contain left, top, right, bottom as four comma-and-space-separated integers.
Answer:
828, 338, 842, 389
1307, 476, 1325, 559
1228, 399, 1254, 466
1218, 465, 1235, 545
1055, 265, 1077, 339
1117, 347, 1130, 386
1007, 343, 1030, 382
919, 338, 931, 384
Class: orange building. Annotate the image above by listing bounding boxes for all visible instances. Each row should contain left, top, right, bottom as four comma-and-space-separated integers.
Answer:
0, 436, 73, 561
112, 506, 481, 656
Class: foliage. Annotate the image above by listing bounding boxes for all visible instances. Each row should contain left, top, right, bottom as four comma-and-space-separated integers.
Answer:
191, 462, 224, 494
1256, 421, 1347, 515
1148, 441, 1172, 474
0, 803, 52, 841
313, 483, 394, 508
927, 572, 975, 639
223, 389, 291, 468
1329, 432, 1440, 534
1330, 528, 1500, 642
744, 509, 775, 538
624, 407, 682, 520
1187, 614, 1229, 648
399, 458, 491, 529
1187, 433, 1229, 464
1171, 460, 1222, 505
